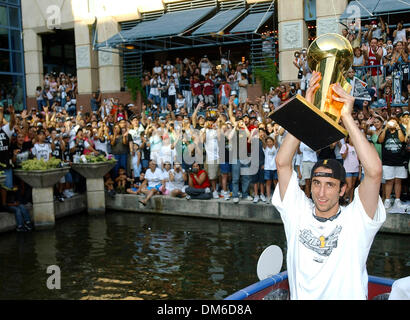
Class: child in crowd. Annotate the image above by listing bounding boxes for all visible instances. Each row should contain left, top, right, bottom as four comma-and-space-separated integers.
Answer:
104, 172, 115, 198
115, 167, 128, 193
127, 172, 146, 195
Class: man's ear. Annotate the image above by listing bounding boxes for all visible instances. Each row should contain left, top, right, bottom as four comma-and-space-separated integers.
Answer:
339, 183, 347, 197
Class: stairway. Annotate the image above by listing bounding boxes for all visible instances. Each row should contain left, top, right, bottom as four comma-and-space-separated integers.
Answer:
122, 50, 143, 86
250, 36, 276, 84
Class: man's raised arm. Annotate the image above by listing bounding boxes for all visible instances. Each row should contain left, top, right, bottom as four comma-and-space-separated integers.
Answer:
333, 84, 382, 219
275, 71, 321, 201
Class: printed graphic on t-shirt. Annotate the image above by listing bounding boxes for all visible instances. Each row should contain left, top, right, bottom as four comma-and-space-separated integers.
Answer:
299, 225, 342, 259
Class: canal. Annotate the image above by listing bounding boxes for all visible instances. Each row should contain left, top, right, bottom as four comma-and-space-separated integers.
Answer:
0, 211, 408, 300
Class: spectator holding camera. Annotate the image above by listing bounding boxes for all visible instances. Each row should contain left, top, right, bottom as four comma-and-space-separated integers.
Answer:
185, 162, 212, 200
378, 116, 408, 211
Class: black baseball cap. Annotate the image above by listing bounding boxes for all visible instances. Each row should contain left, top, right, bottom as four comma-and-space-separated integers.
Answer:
311, 159, 346, 185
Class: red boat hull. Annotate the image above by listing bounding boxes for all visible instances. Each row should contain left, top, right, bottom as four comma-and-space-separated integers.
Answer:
225, 271, 394, 300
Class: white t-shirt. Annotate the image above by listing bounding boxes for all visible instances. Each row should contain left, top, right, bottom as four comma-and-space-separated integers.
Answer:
176, 98, 185, 109
264, 146, 277, 170
149, 79, 159, 96
94, 136, 109, 155
300, 142, 317, 163
161, 169, 171, 190
32, 143, 52, 161
168, 169, 185, 191
203, 128, 219, 162
200, 61, 211, 76
145, 167, 163, 187
158, 144, 176, 167
271, 171, 386, 300
340, 143, 360, 173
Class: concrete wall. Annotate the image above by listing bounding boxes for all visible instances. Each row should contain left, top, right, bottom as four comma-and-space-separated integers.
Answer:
106, 195, 410, 235
0, 194, 86, 233
0, 192, 408, 234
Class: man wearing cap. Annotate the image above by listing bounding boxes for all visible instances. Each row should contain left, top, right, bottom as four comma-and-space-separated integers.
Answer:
272, 71, 386, 299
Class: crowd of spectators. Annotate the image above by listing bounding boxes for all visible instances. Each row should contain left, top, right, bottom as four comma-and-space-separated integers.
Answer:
2, 19, 410, 232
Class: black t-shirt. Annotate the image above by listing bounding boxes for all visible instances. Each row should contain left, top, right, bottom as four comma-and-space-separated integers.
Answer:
317, 146, 336, 160
51, 139, 63, 159
179, 75, 191, 91
381, 128, 406, 166
0, 125, 13, 168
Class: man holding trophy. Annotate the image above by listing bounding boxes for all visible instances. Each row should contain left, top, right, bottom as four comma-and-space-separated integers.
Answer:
271, 33, 386, 299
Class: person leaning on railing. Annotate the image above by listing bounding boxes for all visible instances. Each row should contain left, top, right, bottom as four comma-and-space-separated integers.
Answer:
362, 38, 384, 89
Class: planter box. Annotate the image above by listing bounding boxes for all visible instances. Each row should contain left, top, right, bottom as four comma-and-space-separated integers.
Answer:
71, 161, 116, 179
14, 167, 70, 229
14, 167, 70, 188
71, 161, 116, 214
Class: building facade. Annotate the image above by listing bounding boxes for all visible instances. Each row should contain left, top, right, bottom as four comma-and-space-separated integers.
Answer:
21, 0, 348, 109
0, 0, 25, 112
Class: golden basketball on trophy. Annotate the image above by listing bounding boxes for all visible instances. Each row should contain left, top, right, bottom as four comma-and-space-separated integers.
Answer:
271, 33, 353, 151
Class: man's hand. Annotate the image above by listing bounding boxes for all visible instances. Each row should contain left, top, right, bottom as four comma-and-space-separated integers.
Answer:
305, 71, 321, 104
331, 83, 355, 118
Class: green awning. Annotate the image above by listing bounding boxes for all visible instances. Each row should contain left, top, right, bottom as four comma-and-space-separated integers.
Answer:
99, 6, 215, 48
192, 8, 245, 36
230, 11, 273, 34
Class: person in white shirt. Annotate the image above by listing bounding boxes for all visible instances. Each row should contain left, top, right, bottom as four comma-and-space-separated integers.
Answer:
200, 55, 212, 77
201, 118, 220, 199
299, 141, 318, 196
272, 71, 385, 300
32, 130, 52, 161
264, 136, 278, 202
139, 160, 163, 206
160, 161, 172, 195
157, 134, 176, 169
168, 162, 187, 198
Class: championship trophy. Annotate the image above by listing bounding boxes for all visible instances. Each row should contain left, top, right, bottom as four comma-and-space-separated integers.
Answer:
270, 33, 353, 151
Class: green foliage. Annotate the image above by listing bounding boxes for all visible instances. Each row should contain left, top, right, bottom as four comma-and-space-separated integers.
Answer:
84, 155, 116, 163
126, 76, 146, 103
253, 59, 280, 93
21, 158, 62, 171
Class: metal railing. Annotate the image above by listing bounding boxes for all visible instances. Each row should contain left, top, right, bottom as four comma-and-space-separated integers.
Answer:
352, 62, 409, 107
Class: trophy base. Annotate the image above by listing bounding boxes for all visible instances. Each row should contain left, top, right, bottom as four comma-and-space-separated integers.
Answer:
270, 94, 348, 151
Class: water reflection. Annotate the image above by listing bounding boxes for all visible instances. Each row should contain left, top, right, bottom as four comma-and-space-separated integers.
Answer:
0, 212, 408, 300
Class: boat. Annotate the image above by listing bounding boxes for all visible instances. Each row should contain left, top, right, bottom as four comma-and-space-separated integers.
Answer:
225, 271, 394, 300
225, 245, 395, 300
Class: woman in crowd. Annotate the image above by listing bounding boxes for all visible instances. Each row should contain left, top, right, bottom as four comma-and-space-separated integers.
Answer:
138, 160, 163, 206
340, 135, 360, 203
378, 116, 408, 211
110, 124, 128, 177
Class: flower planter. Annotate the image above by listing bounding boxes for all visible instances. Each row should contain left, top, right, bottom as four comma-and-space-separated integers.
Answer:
14, 168, 70, 229
71, 161, 116, 214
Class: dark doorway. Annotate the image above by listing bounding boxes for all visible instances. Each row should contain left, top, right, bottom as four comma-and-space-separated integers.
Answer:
41, 29, 76, 76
